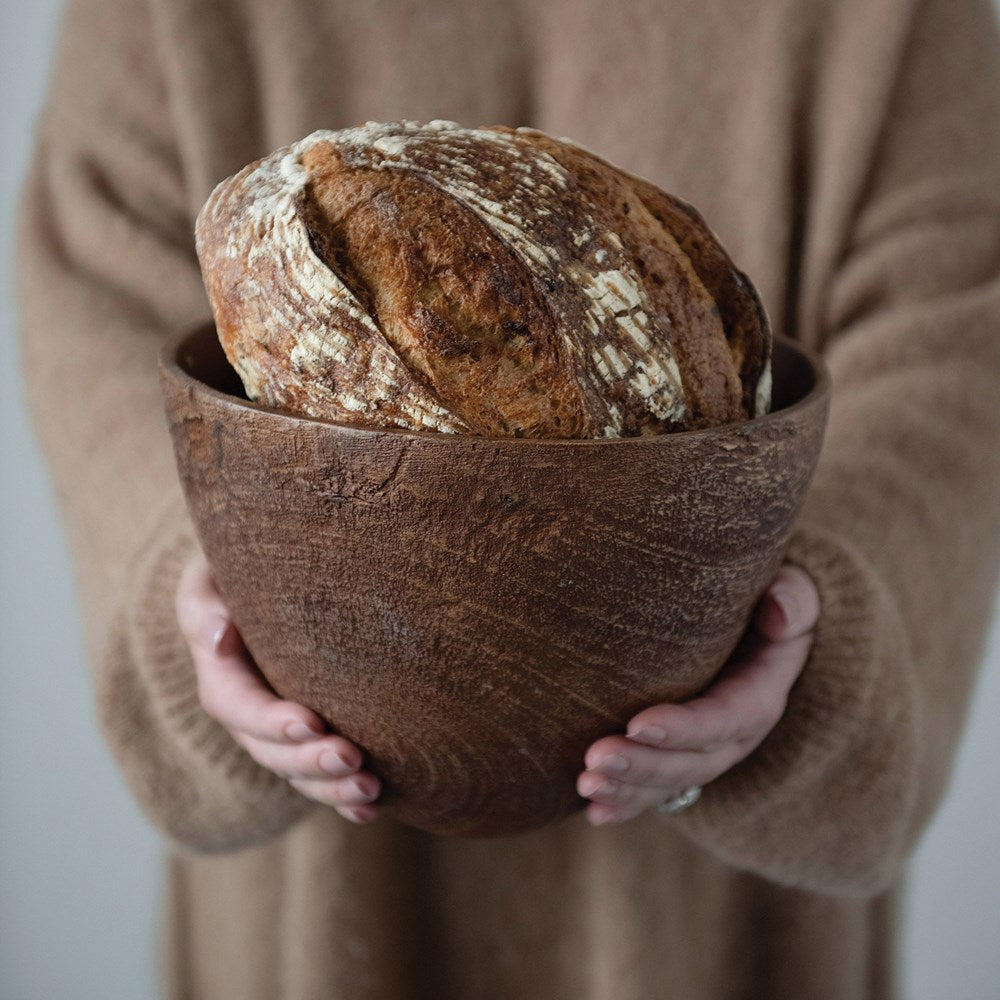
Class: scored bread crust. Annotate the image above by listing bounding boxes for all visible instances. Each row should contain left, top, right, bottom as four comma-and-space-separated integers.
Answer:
513, 128, 772, 423
195, 120, 771, 437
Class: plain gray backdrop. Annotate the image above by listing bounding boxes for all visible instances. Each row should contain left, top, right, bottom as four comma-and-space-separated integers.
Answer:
2, 3, 998, 998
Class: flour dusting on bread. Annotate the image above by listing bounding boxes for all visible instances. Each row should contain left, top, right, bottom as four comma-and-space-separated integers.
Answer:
196, 120, 771, 437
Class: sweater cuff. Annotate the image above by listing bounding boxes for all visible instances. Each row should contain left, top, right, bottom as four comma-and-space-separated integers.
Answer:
663, 522, 918, 895
97, 501, 315, 853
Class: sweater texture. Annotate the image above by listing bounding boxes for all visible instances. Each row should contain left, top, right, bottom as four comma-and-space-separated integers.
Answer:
16, 0, 1000, 997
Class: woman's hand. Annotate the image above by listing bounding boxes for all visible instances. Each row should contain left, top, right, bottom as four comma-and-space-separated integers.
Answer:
175, 550, 381, 823
578, 562, 820, 825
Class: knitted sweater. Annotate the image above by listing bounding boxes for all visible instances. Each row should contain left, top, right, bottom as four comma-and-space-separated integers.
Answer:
16, 0, 1000, 997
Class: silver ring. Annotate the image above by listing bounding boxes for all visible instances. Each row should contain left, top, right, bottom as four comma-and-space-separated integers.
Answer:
657, 786, 702, 814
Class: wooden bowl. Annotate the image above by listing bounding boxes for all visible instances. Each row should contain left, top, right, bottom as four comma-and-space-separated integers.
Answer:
159, 324, 830, 837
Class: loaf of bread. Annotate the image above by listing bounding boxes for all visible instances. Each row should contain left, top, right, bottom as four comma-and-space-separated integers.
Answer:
195, 120, 771, 437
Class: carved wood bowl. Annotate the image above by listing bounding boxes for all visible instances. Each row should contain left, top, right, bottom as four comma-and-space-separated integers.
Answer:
159, 323, 830, 837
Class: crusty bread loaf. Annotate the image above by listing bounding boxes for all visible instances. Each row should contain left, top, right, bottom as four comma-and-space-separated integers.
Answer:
195, 120, 771, 437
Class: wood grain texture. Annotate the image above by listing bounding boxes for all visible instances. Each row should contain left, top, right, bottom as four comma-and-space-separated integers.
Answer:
160, 324, 829, 837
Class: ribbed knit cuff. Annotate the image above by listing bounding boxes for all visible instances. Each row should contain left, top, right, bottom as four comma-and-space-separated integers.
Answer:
663, 521, 917, 895
100, 500, 315, 853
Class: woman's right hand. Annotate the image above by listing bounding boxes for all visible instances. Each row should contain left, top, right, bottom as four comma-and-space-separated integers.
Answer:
175, 550, 380, 823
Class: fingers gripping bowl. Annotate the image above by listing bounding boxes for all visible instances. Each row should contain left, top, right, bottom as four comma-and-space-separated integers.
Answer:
161, 120, 830, 836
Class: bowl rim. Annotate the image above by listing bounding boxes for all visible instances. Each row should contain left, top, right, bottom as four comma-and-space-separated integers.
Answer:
160, 321, 831, 447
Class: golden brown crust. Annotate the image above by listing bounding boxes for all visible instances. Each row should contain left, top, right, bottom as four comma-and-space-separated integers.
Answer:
195, 142, 470, 435
511, 127, 772, 422
618, 174, 773, 420
300, 143, 590, 437
195, 121, 771, 437
509, 128, 747, 429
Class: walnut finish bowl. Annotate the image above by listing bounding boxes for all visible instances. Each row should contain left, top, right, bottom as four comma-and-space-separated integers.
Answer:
159, 324, 830, 837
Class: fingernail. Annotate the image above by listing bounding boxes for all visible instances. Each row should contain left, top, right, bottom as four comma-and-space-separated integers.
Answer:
770, 588, 799, 630
628, 725, 666, 746
345, 805, 377, 824
319, 748, 354, 773
286, 721, 322, 742
581, 776, 611, 797
596, 754, 630, 776
349, 777, 376, 800
210, 618, 237, 656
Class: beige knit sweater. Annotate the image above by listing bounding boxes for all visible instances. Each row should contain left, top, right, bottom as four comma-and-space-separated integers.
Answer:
16, 0, 1000, 997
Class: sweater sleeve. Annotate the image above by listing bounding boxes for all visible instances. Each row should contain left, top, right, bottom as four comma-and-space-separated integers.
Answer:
666, 0, 1000, 896
15, 0, 315, 852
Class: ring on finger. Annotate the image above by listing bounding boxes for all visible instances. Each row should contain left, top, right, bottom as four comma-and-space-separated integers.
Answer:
656, 786, 702, 814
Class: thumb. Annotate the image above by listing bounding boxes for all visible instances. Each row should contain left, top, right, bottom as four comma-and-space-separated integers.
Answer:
176, 551, 242, 657
751, 563, 820, 642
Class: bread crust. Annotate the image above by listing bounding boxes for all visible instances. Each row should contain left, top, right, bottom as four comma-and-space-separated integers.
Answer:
195, 120, 771, 437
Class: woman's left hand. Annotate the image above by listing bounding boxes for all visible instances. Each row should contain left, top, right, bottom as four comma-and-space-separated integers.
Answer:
578, 562, 820, 825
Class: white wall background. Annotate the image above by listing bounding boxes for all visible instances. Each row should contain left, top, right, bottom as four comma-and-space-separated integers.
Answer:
1, 3, 998, 999
0, 6, 163, 998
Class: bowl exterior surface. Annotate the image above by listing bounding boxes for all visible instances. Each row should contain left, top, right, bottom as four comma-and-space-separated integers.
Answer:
160, 327, 829, 837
